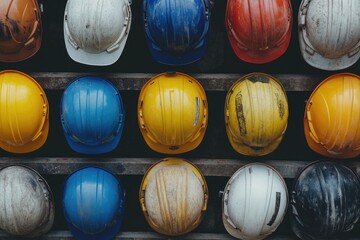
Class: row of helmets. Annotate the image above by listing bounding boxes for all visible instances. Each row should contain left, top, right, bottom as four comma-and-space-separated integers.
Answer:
1, 0, 360, 70
1, 160, 360, 239
1, 70, 360, 159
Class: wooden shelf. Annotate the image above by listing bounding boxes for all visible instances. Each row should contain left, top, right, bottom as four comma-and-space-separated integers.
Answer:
29, 72, 327, 91
1, 231, 360, 240
0, 158, 359, 178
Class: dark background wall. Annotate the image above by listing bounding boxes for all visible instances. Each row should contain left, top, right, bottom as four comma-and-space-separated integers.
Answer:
1, 0, 360, 237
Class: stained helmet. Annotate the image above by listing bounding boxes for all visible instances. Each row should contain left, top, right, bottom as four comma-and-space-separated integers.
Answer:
138, 72, 208, 154
139, 158, 208, 236
298, 0, 360, 70
0, 0, 42, 62
222, 163, 288, 240
225, 73, 289, 156
225, 0, 292, 64
290, 161, 360, 239
0, 70, 49, 153
63, 0, 132, 66
304, 73, 360, 158
60, 76, 125, 154
143, 0, 210, 65
0, 165, 54, 237
63, 167, 125, 240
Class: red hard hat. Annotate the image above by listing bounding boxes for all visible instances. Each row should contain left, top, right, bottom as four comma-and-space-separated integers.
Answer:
225, 0, 292, 64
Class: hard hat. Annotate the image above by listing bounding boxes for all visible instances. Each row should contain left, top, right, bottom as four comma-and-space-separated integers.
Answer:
0, 165, 54, 237
63, 166, 125, 240
298, 0, 360, 70
0, 0, 42, 62
63, 0, 132, 66
222, 163, 288, 240
60, 76, 125, 154
138, 72, 208, 154
304, 73, 360, 158
225, 0, 292, 64
0, 70, 49, 153
225, 73, 289, 156
290, 161, 360, 239
139, 158, 208, 236
143, 0, 210, 65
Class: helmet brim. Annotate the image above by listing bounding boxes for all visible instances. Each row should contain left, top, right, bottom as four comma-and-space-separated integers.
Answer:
140, 130, 205, 154
225, 128, 284, 156
66, 212, 122, 240
147, 39, 208, 66
0, 37, 42, 62
64, 35, 129, 66
227, 32, 291, 64
304, 114, 359, 159
0, 113, 49, 154
64, 130, 122, 154
299, 35, 360, 71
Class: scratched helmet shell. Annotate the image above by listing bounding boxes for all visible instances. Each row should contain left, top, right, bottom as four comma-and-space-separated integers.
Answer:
139, 158, 208, 236
225, 73, 289, 156
63, 0, 132, 66
304, 73, 360, 158
0, 165, 54, 237
222, 163, 288, 240
138, 72, 208, 154
0, 70, 49, 153
143, 0, 210, 65
298, 0, 360, 70
290, 161, 360, 239
0, 0, 42, 62
225, 0, 292, 64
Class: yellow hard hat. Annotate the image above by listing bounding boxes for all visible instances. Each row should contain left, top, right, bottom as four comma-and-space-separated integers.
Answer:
225, 73, 289, 156
304, 73, 360, 158
139, 158, 208, 236
138, 72, 208, 154
0, 70, 49, 153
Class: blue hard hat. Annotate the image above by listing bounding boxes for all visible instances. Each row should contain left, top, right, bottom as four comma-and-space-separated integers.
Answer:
143, 0, 210, 65
60, 76, 125, 154
63, 167, 125, 240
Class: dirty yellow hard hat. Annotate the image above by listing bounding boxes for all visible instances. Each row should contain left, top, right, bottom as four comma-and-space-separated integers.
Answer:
0, 70, 48, 153
225, 73, 289, 156
138, 72, 208, 154
139, 158, 208, 236
304, 73, 360, 158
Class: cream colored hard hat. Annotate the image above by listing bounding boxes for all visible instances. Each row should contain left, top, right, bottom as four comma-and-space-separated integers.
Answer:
139, 158, 208, 236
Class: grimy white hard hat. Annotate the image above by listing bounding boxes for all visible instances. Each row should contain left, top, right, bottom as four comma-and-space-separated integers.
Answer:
63, 0, 132, 66
0, 165, 54, 238
222, 163, 288, 240
298, 0, 360, 70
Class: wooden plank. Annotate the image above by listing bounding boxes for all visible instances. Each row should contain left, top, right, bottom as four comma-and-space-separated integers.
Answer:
0, 158, 359, 178
0, 231, 359, 240
0, 231, 237, 239
29, 72, 327, 91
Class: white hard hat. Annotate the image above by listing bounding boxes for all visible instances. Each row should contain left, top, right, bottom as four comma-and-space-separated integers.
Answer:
0, 165, 54, 237
63, 0, 132, 66
222, 163, 288, 240
298, 0, 360, 71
